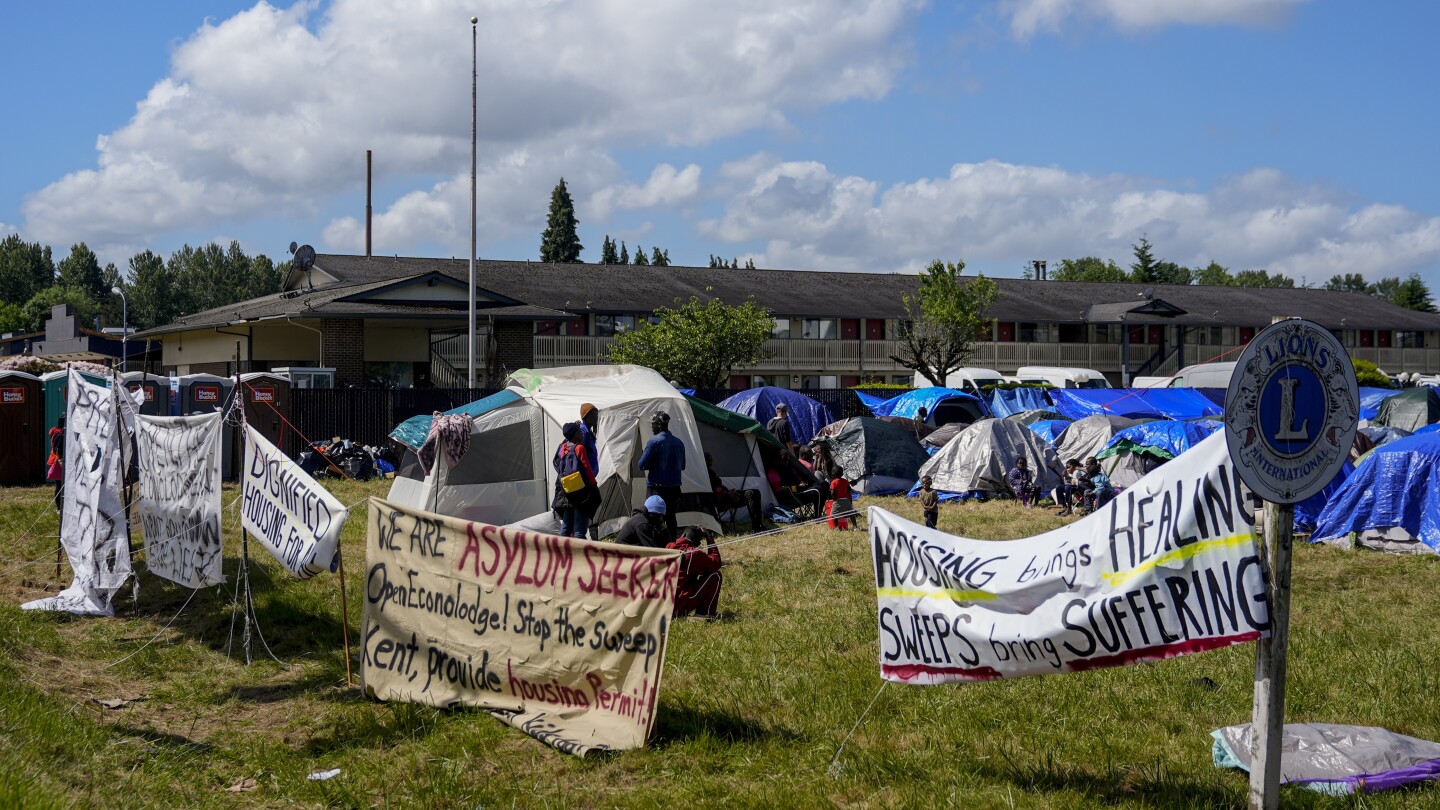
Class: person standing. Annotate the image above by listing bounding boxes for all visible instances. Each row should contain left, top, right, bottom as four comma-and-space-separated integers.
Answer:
919, 474, 939, 529
578, 403, 600, 478
47, 416, 66, 511
551, 422, 598, 538
638, 411, 686, 538
767, 403, 796, 456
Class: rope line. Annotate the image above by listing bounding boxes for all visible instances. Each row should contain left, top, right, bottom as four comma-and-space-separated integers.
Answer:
827, 682, 888, 777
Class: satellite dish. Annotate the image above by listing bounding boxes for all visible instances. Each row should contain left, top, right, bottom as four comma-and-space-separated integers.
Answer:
292, 244, 316, 272
1141, 286, 1155, 300
289, 241, 299, 255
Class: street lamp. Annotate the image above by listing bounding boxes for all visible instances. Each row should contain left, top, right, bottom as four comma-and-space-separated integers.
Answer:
110, 286, 128, 373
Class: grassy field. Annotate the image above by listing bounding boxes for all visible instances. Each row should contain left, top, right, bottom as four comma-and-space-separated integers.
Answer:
1, 479, 1439, 809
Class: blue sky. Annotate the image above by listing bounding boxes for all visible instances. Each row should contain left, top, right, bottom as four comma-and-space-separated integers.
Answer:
3, 0, 1438, 291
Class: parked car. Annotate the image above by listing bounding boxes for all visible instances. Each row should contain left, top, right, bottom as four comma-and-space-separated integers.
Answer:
1013, 366, 1112, 389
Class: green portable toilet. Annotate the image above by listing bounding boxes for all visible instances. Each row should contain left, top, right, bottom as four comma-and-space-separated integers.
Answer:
40, 368, 109, 461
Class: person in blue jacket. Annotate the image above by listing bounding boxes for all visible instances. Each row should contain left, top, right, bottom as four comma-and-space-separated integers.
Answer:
639, 410, 686, 538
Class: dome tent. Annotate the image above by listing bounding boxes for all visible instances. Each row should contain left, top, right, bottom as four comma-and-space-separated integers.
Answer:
815, 417, 930, 495
717, 386, 833, 447
918, 419, 1063, 498
871, 387, 989, 426
1374, 387, 1440, 433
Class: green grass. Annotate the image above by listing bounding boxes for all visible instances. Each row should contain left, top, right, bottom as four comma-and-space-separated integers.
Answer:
2, 481, 1439, 808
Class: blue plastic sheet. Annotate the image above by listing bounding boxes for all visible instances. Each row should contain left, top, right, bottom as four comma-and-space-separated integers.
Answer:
872, 387, 989, 421
1313, 433, 1440, 552
389, 389, 522, 449
1359, 387, 1400, 421
1049, 388, 1223, 421
1294, 461, 1353, 534
717, 386, 833, 446
1416, 424, 1440, 436
1100, 419, 1222, 459
905, 480, 987, 503
855, 391, 887, 414
1026, 419, 1072, 445
989, 387, 1052, 418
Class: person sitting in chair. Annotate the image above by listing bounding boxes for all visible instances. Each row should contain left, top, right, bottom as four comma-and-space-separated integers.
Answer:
706, 451, 764, 533
1006, 457, 1039, 508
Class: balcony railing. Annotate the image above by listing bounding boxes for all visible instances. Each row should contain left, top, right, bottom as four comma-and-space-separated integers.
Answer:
532, 336, 1440, 376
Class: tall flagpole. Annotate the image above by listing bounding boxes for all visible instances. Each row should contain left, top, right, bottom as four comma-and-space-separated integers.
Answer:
467, 16, 478, 388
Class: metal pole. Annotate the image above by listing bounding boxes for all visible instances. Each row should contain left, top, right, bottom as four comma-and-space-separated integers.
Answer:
467, 16, 478, 388
1249, 500, 1294, 810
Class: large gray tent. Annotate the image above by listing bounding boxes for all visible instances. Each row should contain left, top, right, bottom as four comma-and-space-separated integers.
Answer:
919, 419, 1063, 497
1054, 414, 1148, 487
815, 417, 930, 495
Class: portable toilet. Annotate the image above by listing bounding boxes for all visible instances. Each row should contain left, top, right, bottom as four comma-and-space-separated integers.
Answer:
40, 368, 109, 461
237, 371, 292, 467
179, 373, 238, 478
120, 371, 170, 416
0, 371, 44, 484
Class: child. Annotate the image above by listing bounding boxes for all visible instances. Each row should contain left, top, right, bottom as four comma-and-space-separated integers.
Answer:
1006, 457, 1037, 508
829, 475, 855, 530
1083, 458, 1114, 513
920, 475, 939, 529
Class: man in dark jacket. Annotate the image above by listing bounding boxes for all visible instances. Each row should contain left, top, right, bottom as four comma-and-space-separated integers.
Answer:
767, 404, 795, 455
638, 411, 686, 538
615, 495, 671, 549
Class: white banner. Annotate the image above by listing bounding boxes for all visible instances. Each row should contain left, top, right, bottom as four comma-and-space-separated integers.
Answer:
241, 424, 348, 578
23, 369, 132, 616
136, 412, 224, 588
871, 432, 1270, 683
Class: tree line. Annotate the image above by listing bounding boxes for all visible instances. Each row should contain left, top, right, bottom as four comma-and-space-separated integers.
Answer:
1047, 237, 1435, 312
0, 235, 289, 335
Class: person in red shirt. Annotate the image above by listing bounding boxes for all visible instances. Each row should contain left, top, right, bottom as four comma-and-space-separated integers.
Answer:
667, 526, 723, 618
828, 475, 856, 530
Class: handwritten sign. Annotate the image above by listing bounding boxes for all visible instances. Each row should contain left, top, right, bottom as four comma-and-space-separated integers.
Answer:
241, 424, 348, 579
135, 413, 224, 588
871, 431, 1269, 682
362, 497, 680, 756
1, 387, 24, 404
23, 369, 132, 616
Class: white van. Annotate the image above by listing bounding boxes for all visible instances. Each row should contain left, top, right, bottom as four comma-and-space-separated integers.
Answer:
1167, 361, 1237, 389
1131, 376, 1171, 388
1013, 366, 1113, 389
913, 367, 1006, 396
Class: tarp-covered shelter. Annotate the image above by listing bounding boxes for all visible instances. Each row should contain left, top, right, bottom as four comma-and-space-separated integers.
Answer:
717, 386, 833, 446
1374, 387, 1440, 433
988, 387, 1052, 418
1053, 415, 1140, 463
1360, 425, 1412, 448
854, 390, 887, 414
1358, 386, 1400, 421
1027, 419, 1072, 445
1098, 419, 1223, 462
1294, 461, 1353, 534
1049, 388, 1222, 421
1006, 409, 1066, 425
920, 421, 968, 453
815, 417, 930, 495
918, 419, 1063, 497
871, 387, 989, 426
1312, 433, 1440, 554
878, 416, 935, 443
387, 365, 718, 535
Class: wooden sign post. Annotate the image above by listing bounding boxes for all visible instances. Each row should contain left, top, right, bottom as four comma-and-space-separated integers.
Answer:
1224, 318, 1357, 809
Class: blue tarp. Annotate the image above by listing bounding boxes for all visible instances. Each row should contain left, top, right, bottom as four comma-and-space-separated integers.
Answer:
1313, 433, 1440, 552
1294, 461, 1353, 534
905, 481, 987, 503
1027, 419, 1072, 445
389, 389, 523, 449
872, 387, 989, 422
1049, 388, 1223, 421
855, 391, 887, 414
988, 387, 1052, 418
717, 386, 833, 446
1416, 424, 1440, 436
1100, 419, 1222, 459
1359, 387, 1400, 421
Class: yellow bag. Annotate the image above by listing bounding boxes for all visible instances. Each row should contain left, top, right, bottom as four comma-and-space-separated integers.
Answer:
561, 470, 587, 493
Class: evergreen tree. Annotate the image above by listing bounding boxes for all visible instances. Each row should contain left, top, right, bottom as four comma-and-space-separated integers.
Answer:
97, 262, 124, 328
126, 250, 178, 331
745, 258, 756, 270
634, 246, 650, 266
650, 247, 669, 267
1232, 269, 1295, 288
730, 257, 739, 269
57, 243, 107, 303
1128, 237, 1161, 284
619, 241, 629, 265
708, 254, 723, 268
1152, 261, 1192, 285
600, 235, 619, 265
1324, 273, 1369, 293
1390, 273, 1436, 312
539, 178, 583, 262
0, 235, 55, 306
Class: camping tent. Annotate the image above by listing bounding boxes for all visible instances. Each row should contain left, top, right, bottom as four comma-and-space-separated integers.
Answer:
815, 417, 931, 495
988, 387, 1052, 418
1053, 415, 1140, 463
878, 416, 935, 443
717, 386, 833, 446
918, 419, 1063, 497
1360, 425, 1412, 448
1006, 409, 1067, 425
1358, 387, 1401, 421
1374, 387, 1440, 433
387, 365, 718, 535
685, 394, 784, 523
871, 387, 989, 426
1312, 433, 1440, 554
1094, 419, 1222, 488
920, 421, 968, 453
1026, 419, 1072, 445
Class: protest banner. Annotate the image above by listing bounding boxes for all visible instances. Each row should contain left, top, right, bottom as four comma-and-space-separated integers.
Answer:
241, 424, 348, 579
871, 431, 1269, 683
23, 369, 132, 616
135, 412, 224, 588
362, 497, 680, 756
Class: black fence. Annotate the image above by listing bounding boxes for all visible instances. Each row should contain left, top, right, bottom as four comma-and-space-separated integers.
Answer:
288, 385, 912, 454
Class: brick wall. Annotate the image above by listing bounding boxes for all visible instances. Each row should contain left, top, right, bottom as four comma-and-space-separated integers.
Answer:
494, 321, 533, 378
321, 318, 366, 387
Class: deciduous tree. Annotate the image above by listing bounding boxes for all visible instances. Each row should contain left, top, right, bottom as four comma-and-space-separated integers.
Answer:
1053, 256, 1127, 282
0, 235, 55, 306
890, 259, 998, 386
607, 296, 773, 388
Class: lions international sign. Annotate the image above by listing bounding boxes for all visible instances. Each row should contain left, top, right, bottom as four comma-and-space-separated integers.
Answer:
1224, 319, 1358, 504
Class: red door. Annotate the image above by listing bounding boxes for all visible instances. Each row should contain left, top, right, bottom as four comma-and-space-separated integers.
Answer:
1238, 327, 1255, 344
1147, 325, 1164, 345
865, 320, 885, 341
841, 319, 860, 340
997, 322, 1015, 342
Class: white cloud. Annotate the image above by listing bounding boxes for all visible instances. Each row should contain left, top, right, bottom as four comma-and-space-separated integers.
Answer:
1002, 0, 1310, 39
589, 164, 703, 220
700, 156, 1440, 282
23, 0, 918, 255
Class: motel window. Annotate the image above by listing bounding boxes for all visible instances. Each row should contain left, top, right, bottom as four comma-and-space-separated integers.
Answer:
771, 318, 791, 339
1057, 323, 1087, 344
1093, 324, 1122, 344
800, 375, 838, 389
1397, 331, 1425, 349
801, 319, 838, 340
594, 314, 637, 337
1018, 322, 1050, 343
